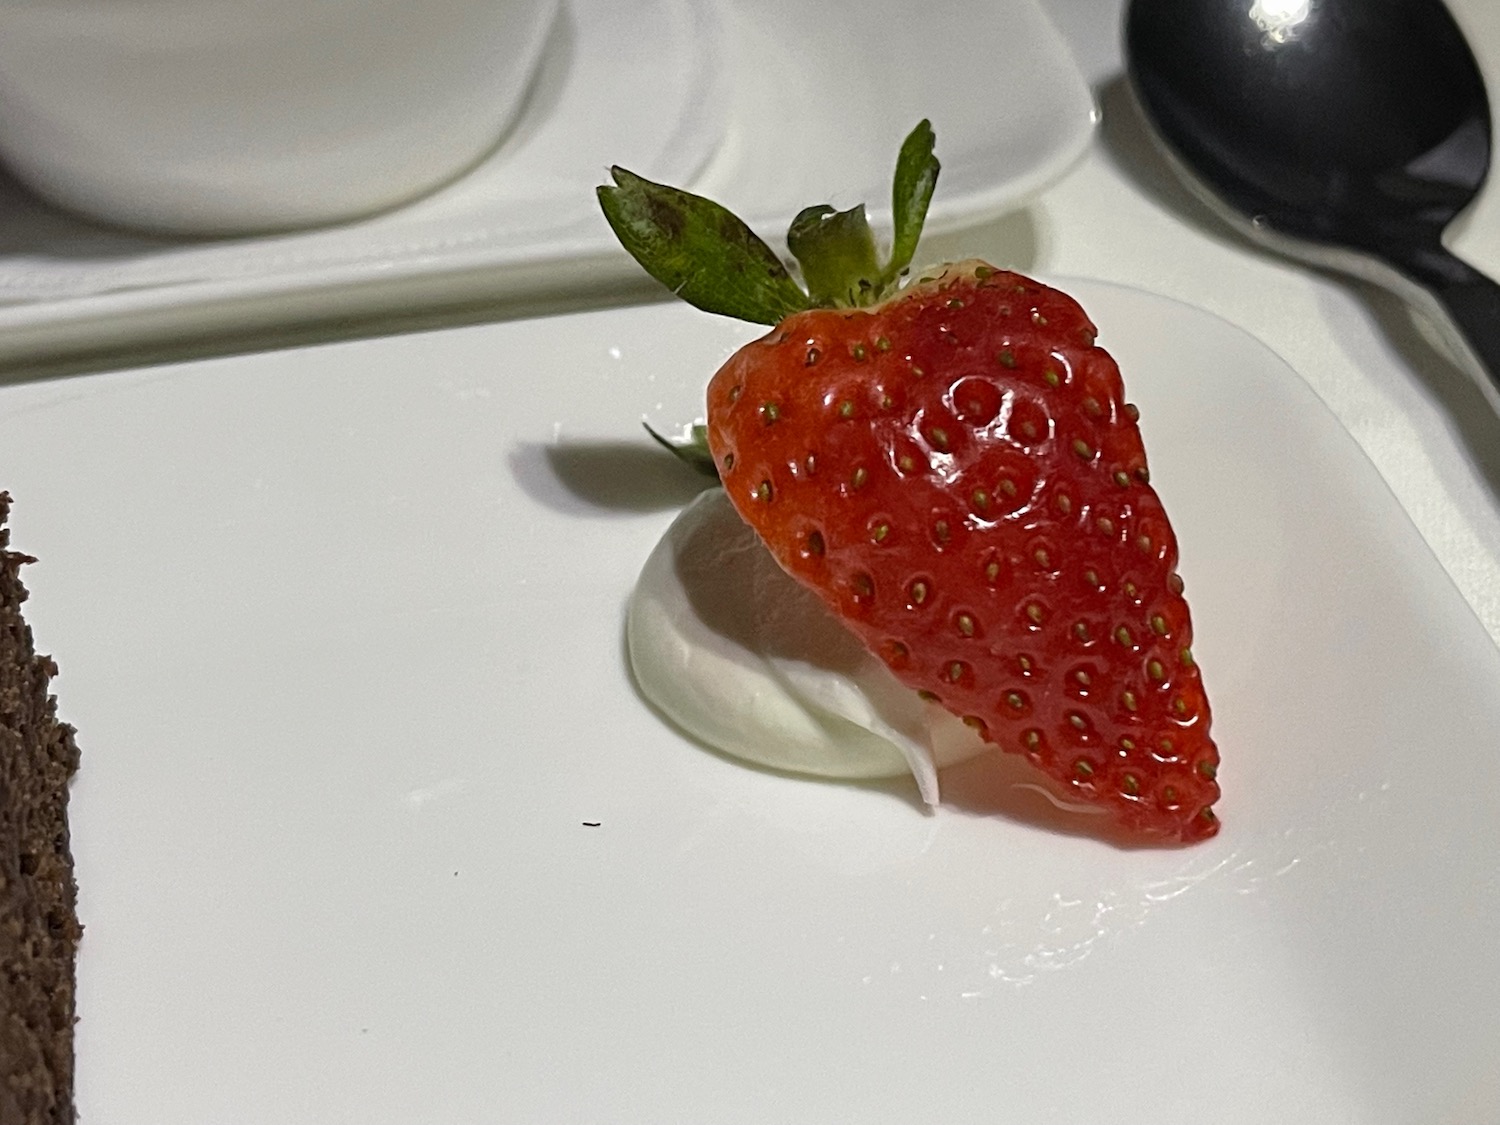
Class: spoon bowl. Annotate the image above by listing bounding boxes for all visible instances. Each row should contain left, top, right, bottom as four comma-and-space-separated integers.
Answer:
1126, 0, 1500, 406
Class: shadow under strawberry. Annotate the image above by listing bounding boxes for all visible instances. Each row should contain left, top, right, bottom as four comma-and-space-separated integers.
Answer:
508, 439, 715, 515
623, 592, 1172, 844
935, 754, 1196, 850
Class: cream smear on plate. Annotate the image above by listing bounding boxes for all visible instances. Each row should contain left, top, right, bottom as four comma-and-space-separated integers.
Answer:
627, 488, 989, 804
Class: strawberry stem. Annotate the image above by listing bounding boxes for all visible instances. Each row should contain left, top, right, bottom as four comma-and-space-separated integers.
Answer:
599, 121, 941, 321
786, 204, 882, 307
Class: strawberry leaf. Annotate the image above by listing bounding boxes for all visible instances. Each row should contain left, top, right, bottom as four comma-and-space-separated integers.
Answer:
598, 168, 812, 326
599, 121, 940, 317
882, 120, 940, 290
786, 204, 882, 308
644, 421, 719, 479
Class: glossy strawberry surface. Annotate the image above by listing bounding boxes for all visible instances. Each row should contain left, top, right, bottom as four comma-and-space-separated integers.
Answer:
707, 262, 1220, 842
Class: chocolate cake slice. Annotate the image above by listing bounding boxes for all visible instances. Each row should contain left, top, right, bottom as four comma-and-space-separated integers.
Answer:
0, 492, 81, 1125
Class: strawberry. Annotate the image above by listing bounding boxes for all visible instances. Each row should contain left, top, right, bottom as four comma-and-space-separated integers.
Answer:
600, 122, 1220, 843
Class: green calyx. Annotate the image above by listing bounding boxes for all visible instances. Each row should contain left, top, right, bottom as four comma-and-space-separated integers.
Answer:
597, 120, 940, 324
643, 420, 718, 478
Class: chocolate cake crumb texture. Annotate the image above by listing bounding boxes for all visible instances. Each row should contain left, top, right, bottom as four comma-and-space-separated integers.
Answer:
0, 492, 81, 1125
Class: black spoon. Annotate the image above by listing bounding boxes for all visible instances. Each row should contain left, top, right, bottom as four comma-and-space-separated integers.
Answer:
1125, 0, 1500, 408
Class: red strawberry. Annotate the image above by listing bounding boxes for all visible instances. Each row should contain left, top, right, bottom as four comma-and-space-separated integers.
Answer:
600, 123, 1220, 843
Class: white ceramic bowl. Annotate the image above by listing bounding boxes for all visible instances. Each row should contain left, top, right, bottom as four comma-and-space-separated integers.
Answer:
0, 0, 560, 234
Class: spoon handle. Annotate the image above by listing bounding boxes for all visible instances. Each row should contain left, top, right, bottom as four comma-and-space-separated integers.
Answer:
1410, 250, 1500, 410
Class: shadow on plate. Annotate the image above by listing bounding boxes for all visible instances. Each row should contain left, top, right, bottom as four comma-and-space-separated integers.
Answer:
510, 438, 715, 516
619, 610, 1186, 848
935, 751, 1185, 850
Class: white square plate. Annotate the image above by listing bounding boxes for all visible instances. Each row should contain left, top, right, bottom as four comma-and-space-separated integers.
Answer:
2, 278, 1497, 1122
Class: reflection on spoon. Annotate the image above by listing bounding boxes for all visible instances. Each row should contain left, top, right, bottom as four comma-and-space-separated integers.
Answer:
1125, 0, 1500, 411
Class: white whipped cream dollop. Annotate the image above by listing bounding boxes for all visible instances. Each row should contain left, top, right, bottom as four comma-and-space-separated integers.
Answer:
626, 488, 988, 804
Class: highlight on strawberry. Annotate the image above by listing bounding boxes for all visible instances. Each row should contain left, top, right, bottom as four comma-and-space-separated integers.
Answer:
599, 122, 1221, 844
